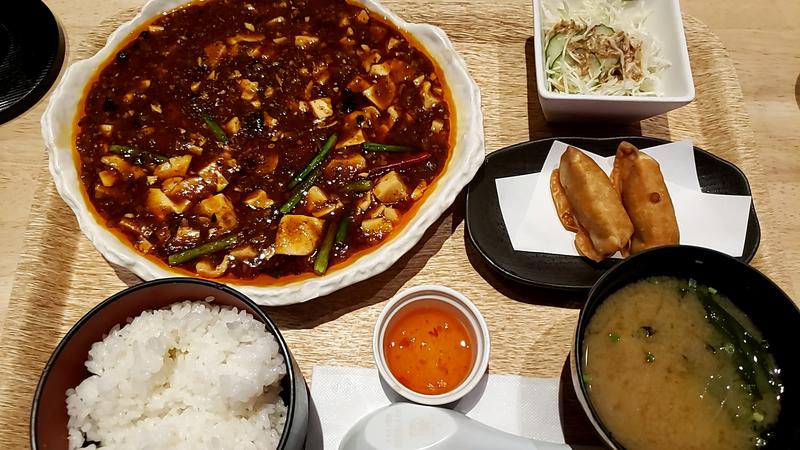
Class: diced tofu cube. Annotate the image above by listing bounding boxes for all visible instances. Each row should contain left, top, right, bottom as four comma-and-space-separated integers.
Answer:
244, 189, 274, 209
387, 105, 400, 122
356, 193, 372, 213
312, 200, 343, 218
239, 79, 259, 101
162, 176, 184, 194
146, 188, 191, 220
421, 80, 440, 110
356, 10, 370, 24
335, 129, 366, 149
346, 75, 371, 93
100, 155, 145, 179
361, 50, 381, 72
198, 193, 238, 231
373, 171, 409, 204
176, 225, 200, 241
305, 186, 329, 208
361, 106, 381, 123
198, 193, 227, 215
367, 204, 386, 219
310, 98, 333, 120
195, 257, 230, 278
324, 153, 367, 178
295, 35, 319, 48
199, 162, 229, 192
263, 112, 278, 128
362, 77, 396, 110
98, 170, 118, 187
361, 217, 393, 236
224, 117, 241, 135
230, 245, 258, 259
383, 207, 401, 223
274, 215, 325, 256
155, 155, 192, 179
369, 62, 391, 77
135, 237, 153, 254
411, 180, 428, 200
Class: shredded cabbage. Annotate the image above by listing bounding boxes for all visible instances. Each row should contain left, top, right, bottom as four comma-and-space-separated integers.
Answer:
541, 0, 669, 96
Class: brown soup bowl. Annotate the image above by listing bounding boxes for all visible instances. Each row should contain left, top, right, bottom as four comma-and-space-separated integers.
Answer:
31, 278, 308, 449
572, 245, 799, 449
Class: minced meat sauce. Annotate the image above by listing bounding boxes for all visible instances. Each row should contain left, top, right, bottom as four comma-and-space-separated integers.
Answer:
75, 0, 452, 280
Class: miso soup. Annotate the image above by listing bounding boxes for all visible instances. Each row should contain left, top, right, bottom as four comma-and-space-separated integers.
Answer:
583, 277, 782, 450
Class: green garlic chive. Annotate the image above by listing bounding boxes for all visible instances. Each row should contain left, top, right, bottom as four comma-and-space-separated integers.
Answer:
708, 287, 718, 295
645, 352, 655, 363
608, 332, 621, 343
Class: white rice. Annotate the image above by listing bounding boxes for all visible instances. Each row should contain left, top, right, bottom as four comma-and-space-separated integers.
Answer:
66, 301, 288, 450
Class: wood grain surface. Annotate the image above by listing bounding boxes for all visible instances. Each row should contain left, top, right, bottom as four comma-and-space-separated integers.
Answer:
1, 0, 799, 447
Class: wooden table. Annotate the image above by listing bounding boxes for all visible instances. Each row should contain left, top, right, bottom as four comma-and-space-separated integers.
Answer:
0, 0, 798, 444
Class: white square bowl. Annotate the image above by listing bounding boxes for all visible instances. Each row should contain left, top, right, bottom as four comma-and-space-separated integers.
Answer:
533, 0, 695, 122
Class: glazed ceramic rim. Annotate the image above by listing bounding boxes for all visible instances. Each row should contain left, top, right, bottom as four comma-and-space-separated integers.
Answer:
373, 285, 491, 406
41, 0, 485, 306
29, 277, 299, 449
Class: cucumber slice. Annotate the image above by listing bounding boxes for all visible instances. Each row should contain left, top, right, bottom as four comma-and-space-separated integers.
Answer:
545, 32, 568, 68
588, 55, 602, 80
593, 25, 615, 36
600, 56, 618, 72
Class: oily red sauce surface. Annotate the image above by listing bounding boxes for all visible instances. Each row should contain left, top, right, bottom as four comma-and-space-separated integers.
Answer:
383, 305, 474, 395
75, 0, 452, 280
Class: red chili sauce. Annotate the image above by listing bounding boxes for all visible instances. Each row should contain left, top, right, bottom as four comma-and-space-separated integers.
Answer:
75, 0, 452, 281
383, 303, 474, 395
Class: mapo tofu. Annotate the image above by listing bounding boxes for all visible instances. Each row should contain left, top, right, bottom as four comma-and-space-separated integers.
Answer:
76, 0, 452, 280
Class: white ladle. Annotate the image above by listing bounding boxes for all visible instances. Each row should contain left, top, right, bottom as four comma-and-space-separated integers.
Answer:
339, 402, 590, 450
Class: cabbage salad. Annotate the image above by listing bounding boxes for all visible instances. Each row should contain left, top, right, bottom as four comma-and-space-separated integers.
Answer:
541, 0, 670, 96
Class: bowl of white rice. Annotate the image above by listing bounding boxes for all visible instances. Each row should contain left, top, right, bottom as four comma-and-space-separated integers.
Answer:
31, 278, 308, 450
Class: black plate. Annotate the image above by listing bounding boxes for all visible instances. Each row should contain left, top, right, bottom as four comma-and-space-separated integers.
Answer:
465, 137, 761, 291
0, 1, 65, 124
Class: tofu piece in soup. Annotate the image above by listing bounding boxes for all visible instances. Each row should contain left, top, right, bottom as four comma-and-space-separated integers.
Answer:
275, 215, 325, 256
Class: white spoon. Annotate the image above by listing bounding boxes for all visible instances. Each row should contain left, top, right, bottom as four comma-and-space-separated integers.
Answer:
339, 402, 585, 450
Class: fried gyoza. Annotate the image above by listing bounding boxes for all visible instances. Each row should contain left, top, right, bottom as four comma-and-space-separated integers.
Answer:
611, 141, 679, 255
551, 146, 634, 261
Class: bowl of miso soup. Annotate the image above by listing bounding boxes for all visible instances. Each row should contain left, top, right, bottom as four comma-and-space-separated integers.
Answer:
572, 245, 799, 450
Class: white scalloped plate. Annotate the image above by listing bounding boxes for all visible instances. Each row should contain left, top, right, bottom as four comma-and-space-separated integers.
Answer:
42, 0, 485, 305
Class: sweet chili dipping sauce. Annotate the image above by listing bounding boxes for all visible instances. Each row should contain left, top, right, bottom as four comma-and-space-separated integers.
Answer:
383, 303, 474, 395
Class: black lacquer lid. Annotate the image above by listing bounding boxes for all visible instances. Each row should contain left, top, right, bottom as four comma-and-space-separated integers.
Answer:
0, 1, 65, 124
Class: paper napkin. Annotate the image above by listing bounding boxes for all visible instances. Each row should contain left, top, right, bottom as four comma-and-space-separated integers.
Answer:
306, 366, 563, 450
